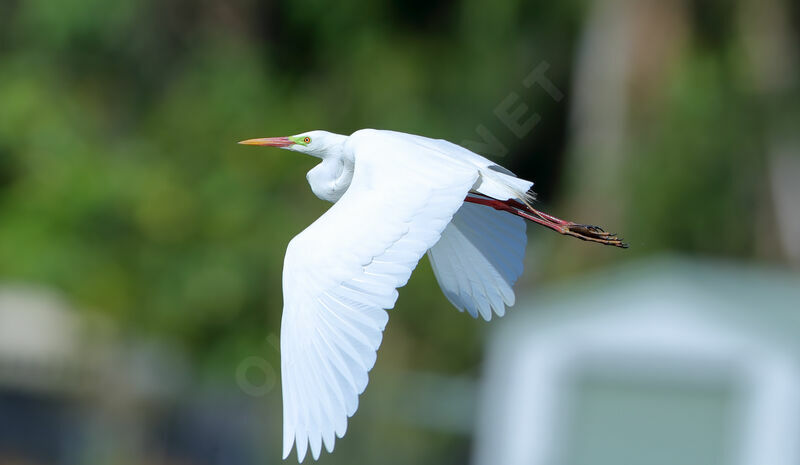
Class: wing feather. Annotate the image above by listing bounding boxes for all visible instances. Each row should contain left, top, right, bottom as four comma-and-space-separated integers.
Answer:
427, 202, 527, 321
281, 130, 478, 461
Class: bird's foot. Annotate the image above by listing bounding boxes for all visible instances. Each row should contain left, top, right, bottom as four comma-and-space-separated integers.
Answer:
563, 224, 629, 248
462, 195, 629, 249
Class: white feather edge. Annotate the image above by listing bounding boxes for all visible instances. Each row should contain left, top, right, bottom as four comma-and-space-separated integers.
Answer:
428, 202, 527, 321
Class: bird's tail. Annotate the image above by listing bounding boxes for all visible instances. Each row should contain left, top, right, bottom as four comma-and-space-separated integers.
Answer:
474, 166, 536, 206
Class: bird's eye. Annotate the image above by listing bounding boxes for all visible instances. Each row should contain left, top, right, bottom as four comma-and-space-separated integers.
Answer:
303, 137, 311, 144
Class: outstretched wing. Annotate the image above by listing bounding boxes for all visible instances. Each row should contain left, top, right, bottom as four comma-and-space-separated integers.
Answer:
280, 130, 479, 461
427, 202, 527, 321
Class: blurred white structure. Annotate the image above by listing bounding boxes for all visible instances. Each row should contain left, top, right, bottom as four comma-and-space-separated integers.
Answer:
473, 258, 800, 465
0, 285, 87, 394
0, 284, 183, 397
0, 284, 193, 463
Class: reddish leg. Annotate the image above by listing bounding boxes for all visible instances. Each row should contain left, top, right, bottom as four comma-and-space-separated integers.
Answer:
464, 195, 628, 248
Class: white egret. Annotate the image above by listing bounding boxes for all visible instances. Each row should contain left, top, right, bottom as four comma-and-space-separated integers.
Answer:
238, 129, 626, 461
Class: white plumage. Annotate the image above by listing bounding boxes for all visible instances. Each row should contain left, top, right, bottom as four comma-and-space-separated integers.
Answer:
237, 128, 625, 462
428, 202, 527, 321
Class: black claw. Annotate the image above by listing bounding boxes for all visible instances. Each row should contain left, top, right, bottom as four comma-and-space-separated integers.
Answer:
565, 223, 628, 249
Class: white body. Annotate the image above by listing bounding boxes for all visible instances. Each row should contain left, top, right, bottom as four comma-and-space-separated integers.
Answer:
278, 129, 532, 461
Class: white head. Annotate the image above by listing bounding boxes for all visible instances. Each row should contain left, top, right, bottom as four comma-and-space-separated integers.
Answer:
238, 130, 346, 159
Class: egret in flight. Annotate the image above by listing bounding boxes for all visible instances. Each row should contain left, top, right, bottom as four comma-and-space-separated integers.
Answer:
239, 129, 626, 461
